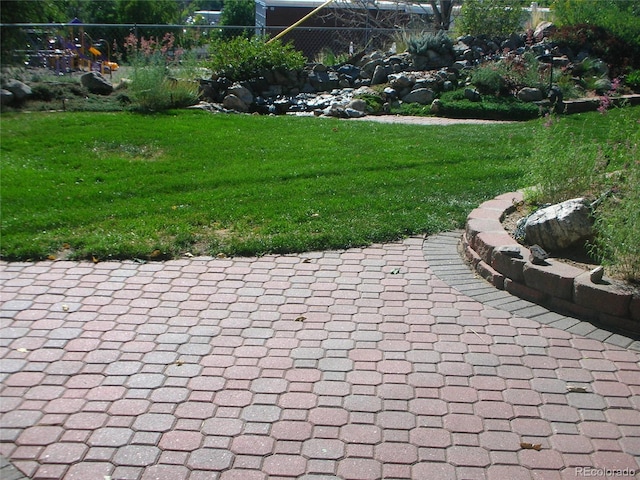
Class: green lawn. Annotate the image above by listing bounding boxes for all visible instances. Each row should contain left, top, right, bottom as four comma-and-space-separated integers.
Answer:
1, 108, 634, 261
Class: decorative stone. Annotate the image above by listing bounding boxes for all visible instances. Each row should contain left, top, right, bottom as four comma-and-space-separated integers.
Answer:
80, 71, 113, 95
401, 88, 434, 105
2, 79, 32, 102
222, 94, 249, 112
1, 88, 14, 105
371, 64, 388, 85
517, 87, 544, 102
590, 266, 604, 283
524, 198, 594, 252
529, 244, 549, 265
464, 88, 481, 102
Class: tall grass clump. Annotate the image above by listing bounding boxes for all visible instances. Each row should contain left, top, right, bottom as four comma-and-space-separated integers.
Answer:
124, 32, 199, 112
525, 108, 640, 281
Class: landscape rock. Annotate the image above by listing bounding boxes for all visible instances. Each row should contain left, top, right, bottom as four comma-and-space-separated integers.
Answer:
80, 71, 113, 95
371, 64, 388, 85
402, 88, 434, 105
534, 21, 556, 41
222, 93, 249, 112
227, 83, 253, 105
517, 87, 544, 102
1, 89, 14, 105
524, 197, 594, 251
2, 79, 32, 102
464, 88, 482, 102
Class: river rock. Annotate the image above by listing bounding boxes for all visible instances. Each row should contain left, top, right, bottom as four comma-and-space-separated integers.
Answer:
524, 198, 594, 251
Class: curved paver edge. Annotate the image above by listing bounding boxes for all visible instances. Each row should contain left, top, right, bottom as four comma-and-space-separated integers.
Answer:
438, 191, 639, 346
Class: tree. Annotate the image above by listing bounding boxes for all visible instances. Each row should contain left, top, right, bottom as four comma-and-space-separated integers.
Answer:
115, 0, 181, 24
218, 0, 255, 38
456, 0, 526, 38
429, 0, 454, 31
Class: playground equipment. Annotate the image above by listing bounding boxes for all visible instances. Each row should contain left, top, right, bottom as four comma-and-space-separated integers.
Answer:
37, 18, 118, 75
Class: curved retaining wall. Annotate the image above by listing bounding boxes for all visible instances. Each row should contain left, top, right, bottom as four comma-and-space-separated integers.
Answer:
463, 191, 640, 337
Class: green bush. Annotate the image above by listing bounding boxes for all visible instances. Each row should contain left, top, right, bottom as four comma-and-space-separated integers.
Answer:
436, 88, 540, 120
406, 31, 454, 57
551, 23, 639, 76
207, 36, 306, 82
456, 0, 526, 38
552, 0, 640, 58
471, 65, 508, 95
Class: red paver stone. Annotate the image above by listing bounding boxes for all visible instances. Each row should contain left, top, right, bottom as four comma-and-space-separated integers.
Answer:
337, 458, 382, 480
271, 421, 313, 441
443, 414, 484, 434
447, 445, 491, 467
309, 407, 349, 426
302, 438, 345, 459
340, 424, 382, 444
40, 442, 88, 464
220, 470, 267, 480
15, 426, 63, 446
263, 454, 307, 476
140, 465, 190, 480
231, 435, 274, 455
66, 462, 114, 479
410, 427, 452, 448
88, 427, 134, 447
158, 431, 203, 451
412, 462, 456, 480
186, 448, 235, 471
375, 442, 418, 464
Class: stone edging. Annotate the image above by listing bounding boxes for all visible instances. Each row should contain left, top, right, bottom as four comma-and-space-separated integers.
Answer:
463, 191, 640, 337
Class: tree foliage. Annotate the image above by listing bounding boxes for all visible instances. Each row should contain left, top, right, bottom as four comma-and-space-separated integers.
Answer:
456, 0, 526, 38
552, 0, 640, 48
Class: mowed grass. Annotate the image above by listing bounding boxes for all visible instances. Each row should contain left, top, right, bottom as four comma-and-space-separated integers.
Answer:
0, 108, 630, 261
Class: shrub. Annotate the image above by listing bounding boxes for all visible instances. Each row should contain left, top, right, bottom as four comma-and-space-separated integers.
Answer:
456, 0, 526, 38
626, 69, 640, 90
471, 65, 507, 95
406, 31, 454, 57
552, 0, 640, 59
551, 24, 638, 77
207, 36, 306, 82
436, 88, 540, 120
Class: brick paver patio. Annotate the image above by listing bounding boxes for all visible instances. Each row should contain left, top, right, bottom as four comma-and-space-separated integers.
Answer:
1, 235, 639, 479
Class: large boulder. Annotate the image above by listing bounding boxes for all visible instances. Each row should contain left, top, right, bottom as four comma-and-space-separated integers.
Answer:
222, 94, 249, 112
227, 83, 253, 106
517, 87, 544, 102
81, 71, 113, 95
1, 89, 14, 105
2, 79, 32, 102
402, 88, 434, 105
523, 198, 594, 252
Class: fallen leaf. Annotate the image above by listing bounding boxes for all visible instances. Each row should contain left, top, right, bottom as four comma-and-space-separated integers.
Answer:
63, 243, 70, 249
217, 253, 227, 258
295, 316, 306, 322
92, 256, 99, 263
302, 258, 312, 263
520, 442, 542, 451
175, 360, 184, 366
62, 304, 70, 312
150, 249, 162, 258
184, 252, 194, 258
47, 254, 56, 261
16, 348, 29, 353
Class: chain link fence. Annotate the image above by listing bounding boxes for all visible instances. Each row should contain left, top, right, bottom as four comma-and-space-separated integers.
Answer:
0, 23, 435, 72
